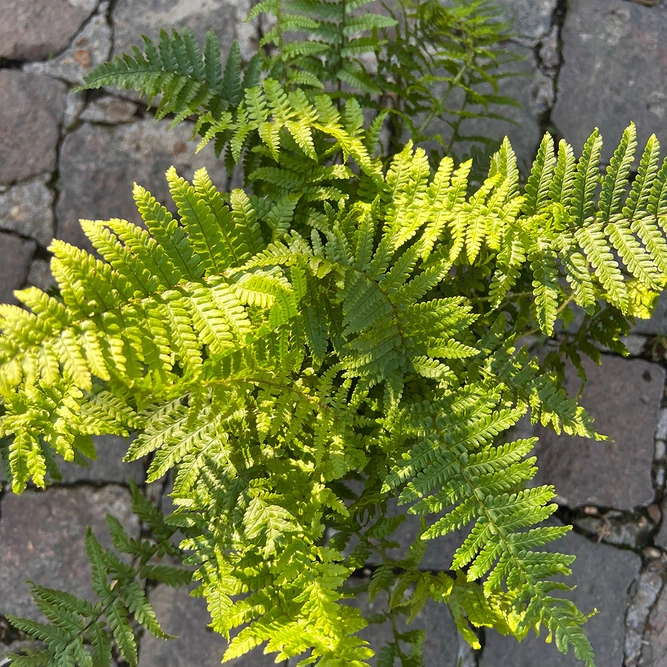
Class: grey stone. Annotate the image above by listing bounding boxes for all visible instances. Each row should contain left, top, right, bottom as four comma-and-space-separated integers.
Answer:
0, 233, 36, 304
493, 0, 557, 40
633, 290, 667, 335
0, 72, 66, 185
26, 259, 56, 292
539, 26, 560, 72
80, 96, 138, 124
24, 14, 112, 86
653, 499, 667, 549
64, 90, 86, 131
141, 585, 279, 667
552, 0, 667, 163
535, 355, 663, 509
56, 119, 230, 251
0, 486, 139, 619
620, 335, 648, 357
480, 525, 641, 667
639, 565, 667, 666
626, 558, 665, 667
58, 435, 144, 484
112, 0, 259, 64
346, 585, 461, 665
0, 0, 97, 61
0, 177, 55, 246
658, 409, 667, 443
449, 43, 544, 171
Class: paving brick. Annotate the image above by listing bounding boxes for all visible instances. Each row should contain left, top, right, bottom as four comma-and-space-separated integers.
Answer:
56, 119, 230, 251
0, 232, 36, 304
0, 0, 96, 61
0, 72, 66, 186
552, 0, 667, 162
0, 486, 139, 619
141, 585, 281, 667
535, 355, 663, 509
480, 525, 641, 667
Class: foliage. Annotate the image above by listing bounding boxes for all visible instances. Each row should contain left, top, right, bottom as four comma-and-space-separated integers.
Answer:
5, 481, 191, 667
78, 0, 519, 162
2, 5, 666, 667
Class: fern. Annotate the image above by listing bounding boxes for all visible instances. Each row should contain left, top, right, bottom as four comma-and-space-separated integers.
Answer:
5, 481, 191, 667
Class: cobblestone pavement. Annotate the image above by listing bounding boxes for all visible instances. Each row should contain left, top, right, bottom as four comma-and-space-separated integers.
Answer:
2, 0, 667, 665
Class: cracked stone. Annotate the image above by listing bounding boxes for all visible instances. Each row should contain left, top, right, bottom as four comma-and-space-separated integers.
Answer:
24, 14, 112, 86
0, 0, 97, 61
141, 585, 278, 667
0, 233, 36, 304
480, 524, 641, 666
56, 119, 230, 251
652, 499, 667, 549
0, 486, 139, 619
0, 71, 66, 186
346, 584, 461, 665
112, 0, 259, 66
0, 177, 55, 246
639, 563, 667, 666
620, 334, 648, 356
535, 355, 663, 509
80, 96, 138, 124
552, 0, 667, 163
539, 26, 560, 72
626, 558, 665, 666
531, 70, 555, 116
492, 0, 557, 40
64, 90, 86, 130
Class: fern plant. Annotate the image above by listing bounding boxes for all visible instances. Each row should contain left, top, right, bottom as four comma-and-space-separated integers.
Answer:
2, 7, 666, 667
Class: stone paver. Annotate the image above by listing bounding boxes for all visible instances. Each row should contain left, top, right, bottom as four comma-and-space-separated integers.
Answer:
494, 0, 557, 40
141, 585, 282, 667
535, 355, 663, 509
480, 525, 641, 667
56, 119, 230, 251
58, 435, 144, 484
0, 233, 36, 304
346, 585, 461, 665
0, 0, 97, 61
553, 0, 667, 162
0, 72, 66, 186
0, 486, 139, 619
24, 13, 112, 86
112, 0, 258, 63
639, 565, 667, 667
0, 177, 55, 246
80, 96, 138, 124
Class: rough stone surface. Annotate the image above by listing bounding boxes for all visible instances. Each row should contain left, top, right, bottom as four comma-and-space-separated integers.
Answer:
347, 586, 461, 665
480, 526, 641, 666
0, 0, 97, 61
639, 565, 667, 666
112, 0, 259, 63
26, 258, 56, 292
0, 232, 36, 304
493, 0, 557, 40
0, 177, 55, 246
56, 119, 230, 250
626, 558, 665, 667
80, 96, 138, 124
535, 355, 663, 509
0, 486, 139, 619
654, 498, 667, 549
0, 71, 66, 185
24, 13, 113, 85
450, 43, 545, 171
141, 585, 280, 666
59, 435, 144, 484
553, 0, 667, 162
573, 510, 653, 548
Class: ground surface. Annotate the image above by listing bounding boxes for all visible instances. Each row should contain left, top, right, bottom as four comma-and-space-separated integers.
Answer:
2, 0, 667, 665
